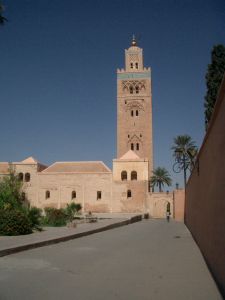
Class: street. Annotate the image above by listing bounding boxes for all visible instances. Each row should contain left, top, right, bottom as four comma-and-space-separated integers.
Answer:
0, 219, 222, 300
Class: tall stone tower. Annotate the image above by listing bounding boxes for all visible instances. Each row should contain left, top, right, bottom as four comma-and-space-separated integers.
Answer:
117, 37, 153, 177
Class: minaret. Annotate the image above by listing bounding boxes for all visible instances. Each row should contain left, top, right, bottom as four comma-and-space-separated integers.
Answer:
117, 36, 153, 176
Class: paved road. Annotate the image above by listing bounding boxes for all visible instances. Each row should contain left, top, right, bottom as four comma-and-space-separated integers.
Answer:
0, 220, 222, 300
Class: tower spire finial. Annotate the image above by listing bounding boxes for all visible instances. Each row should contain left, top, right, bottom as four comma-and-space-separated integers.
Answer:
131, 34, 137, 46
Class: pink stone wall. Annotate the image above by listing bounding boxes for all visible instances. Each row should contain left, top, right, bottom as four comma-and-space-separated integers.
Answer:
185, 76, 225, 296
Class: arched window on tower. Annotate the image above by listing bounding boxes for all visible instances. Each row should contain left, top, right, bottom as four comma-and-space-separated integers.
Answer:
18, 173, 23, 181
121, 171, 127, 181
127, 190, 132, 198
130, 62, 133, 69
135, 86, 139, 94
46, 190, 50, 199
129, 86, 134, 94
135, 62, 138, 69
25, 173, 30, 182
136, 143, 139, 151
71, 191, 76, 200
136, 110, 138, 116
131, 110, 134, 117
131, 143, 134, 150
131, 171, 137, 181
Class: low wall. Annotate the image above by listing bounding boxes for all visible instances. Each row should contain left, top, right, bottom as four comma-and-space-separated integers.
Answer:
185, 76, 225, 296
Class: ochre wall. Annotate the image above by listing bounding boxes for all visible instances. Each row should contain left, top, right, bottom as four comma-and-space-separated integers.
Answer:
185, 76, 225, 296
147, 192, 174, 219
173, 189, 185, 221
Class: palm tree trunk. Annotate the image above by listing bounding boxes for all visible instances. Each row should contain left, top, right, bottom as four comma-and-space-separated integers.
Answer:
159, 182, 162, 192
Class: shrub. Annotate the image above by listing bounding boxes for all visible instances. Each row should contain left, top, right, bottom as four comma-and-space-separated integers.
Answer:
0, 209, 32, 235
27, 207, 42, 231
43, 207, 67, 226
65, 202, 82, 221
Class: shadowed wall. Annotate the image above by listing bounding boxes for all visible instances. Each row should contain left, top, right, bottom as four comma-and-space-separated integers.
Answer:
185, 76, 225, 297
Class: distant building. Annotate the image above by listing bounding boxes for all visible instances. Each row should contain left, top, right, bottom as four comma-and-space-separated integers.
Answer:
0, 38, 183, 219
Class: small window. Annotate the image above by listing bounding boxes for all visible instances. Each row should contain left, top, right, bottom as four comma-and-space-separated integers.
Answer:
136, 110, 138, 116
136, 143, 139, 151
25, 173, 30, 182
131, 171, 137, 180
130, 86, 133, 94
121, 171, 127, 181
128, 134, 130, 138
131, 110, 134, 117
135, 86, 139, 94
18, 173, 23, 181
127, 190, 132, 198
46, 190, 50, 199
140, 134, 142, 137
125, 100, 127, 104
21, 192, 26, 201
130, 63, 133, 69
72, 191, 76, 199
135, 62, 138, 69
131, 143, 134, 150
97, 191, 102, 200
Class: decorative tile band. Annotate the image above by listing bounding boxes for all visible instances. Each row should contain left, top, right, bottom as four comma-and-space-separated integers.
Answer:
117, 72, 150, 80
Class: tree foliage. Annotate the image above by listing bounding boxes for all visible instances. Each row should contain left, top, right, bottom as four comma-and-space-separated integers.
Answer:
0, 166, 23, 210
171, 135, 198, 186
204, 44, 225, 129
150, 167, 172, 192
0, 167, 42, 234
0, 2, 7, 25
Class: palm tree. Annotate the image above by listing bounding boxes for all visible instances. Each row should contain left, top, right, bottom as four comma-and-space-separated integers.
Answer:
150, 167, 172, 192
0, 2, 7, 25
171, 135, 198, 187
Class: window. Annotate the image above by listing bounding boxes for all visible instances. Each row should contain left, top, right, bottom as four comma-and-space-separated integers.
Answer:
97, 191, 102, 200
130, 63, 133, 69
128, 134, 130, 138
135, 62, 138, 69
21, 192, 26, 201
46, 190, 50, 199
127, 190, 132, 198
121, 171, 127, 181
136, 110, 138, 116
131, 171, 137, 180
18, 173, 23, 181
131, 143, 134, 150
25, 173, 30, 182
135, 86, 139, 94
129, 86, 133, 94
136, 143, 139, 150
140, 134, 142, 137
131, 110, 134, 117
71, 191, 76, 199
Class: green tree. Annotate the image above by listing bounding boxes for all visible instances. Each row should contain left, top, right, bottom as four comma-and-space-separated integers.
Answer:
150, 167, 172, 192
0, 2, 7, 25
204, 44, 225, 129
0, 166, 23, 210
172, 135, 198, 187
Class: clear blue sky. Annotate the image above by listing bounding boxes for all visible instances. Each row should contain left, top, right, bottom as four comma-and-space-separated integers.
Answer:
1, 0, 225, 188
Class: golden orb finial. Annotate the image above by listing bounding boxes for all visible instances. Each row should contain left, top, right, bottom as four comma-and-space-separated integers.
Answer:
131, 34, 137, 46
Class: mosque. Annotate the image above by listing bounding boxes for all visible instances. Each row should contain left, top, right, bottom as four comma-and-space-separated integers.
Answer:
0, 38, 184, 219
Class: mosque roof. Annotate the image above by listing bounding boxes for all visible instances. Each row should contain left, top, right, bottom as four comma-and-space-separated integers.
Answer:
119, 150, 140, 160
42, 161, 111, 173
21, 157, 38, 164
